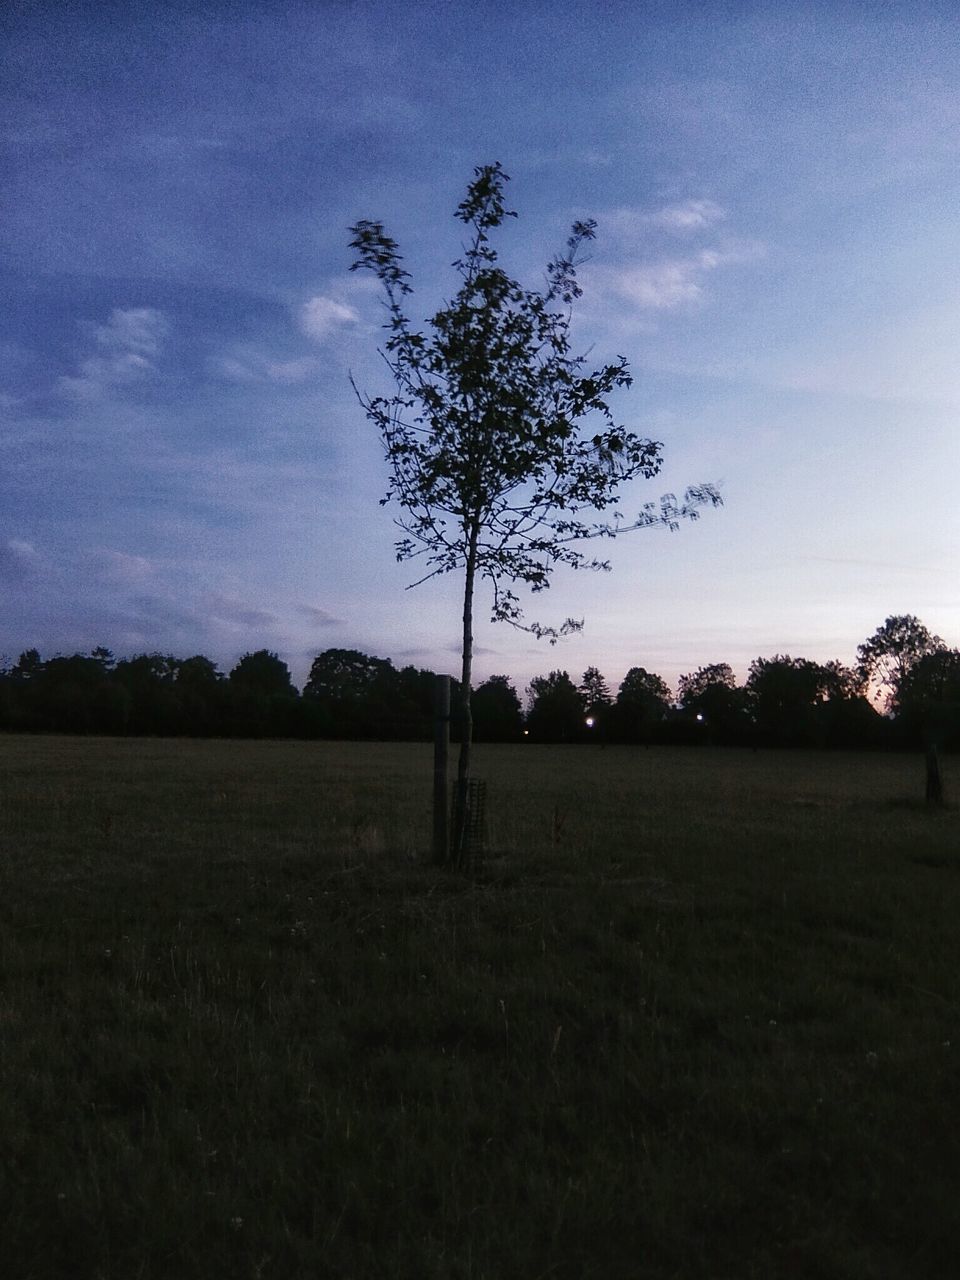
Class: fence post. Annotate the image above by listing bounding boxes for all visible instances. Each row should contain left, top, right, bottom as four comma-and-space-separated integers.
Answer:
433, 675, 450, 863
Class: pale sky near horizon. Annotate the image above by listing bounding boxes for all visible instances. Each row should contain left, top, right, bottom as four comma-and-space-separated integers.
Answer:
2, 0, 958, 700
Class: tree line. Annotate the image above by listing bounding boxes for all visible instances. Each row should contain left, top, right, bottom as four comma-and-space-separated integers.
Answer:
0, 615, 956, 749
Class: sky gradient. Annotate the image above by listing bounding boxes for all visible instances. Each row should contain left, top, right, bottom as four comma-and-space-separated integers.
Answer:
3, 0, 958, 699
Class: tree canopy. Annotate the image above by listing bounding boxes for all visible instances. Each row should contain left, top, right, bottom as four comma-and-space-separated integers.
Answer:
856, 615, 944, 712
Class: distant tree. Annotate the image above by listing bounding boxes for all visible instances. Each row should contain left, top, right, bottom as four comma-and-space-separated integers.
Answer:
229, 650, 296, 697
177, 655, 221, 686
175, 656, 224, 736
11, 649, 42, 682
899, 648, 960, 710
746, 655, 832, 746
304, 648, 400, 738
856, 615, 945, 713
304, 648, 390, 703
810, 659, 882, 750
113, 653, 180, 735
228, 650, 298, 737
472, 674, 524, 742
90, 646, 116, 672
677, 662, 737, 707
393, 665, 439, 740
526, 670, 586, 743
350, 160, 720, 860
614, 666, 672, 742
819, 659, 867, 702
579, 666, 612, 721
896, 648, 960, 777
14, 652, 108, 733
677, 663, 748, 743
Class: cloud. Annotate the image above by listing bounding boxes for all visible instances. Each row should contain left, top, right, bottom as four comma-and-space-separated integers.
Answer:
586, 236, 763, 318
92, 308, 168, 357
297, 604, 342, 627
648, 199, 726, 231
59, 306, 169, 399
206, 593, 279, 629
596, 249, 726, 311
265, 357, 320, 383
0, 538, 42, 582
207, 349, 320, 384
299, 295, 360, 342
601, 201, 727, 244
89, 548, 154, 584
582, 201, 760, 319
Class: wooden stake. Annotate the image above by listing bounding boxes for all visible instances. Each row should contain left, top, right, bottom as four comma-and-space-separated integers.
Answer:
433, 675, 450, 863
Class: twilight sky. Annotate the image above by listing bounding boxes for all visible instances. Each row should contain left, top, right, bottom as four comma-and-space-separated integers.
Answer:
2, 0, 958, 698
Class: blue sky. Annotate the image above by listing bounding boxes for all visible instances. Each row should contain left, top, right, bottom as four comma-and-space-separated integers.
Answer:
2, 0, 958, 698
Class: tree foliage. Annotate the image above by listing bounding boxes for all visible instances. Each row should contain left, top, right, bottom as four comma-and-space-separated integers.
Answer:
526, 670, 586, 743
614, 666, 672, 741
472, 675, 524, 742
856, 615, 945, 712
349, 163, 719, 641
580, 666, 613, 715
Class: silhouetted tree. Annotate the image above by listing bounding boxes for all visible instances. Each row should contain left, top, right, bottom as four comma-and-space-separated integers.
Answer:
614, 666, 672, 742
677, 663, 749, 741
393, 665, 438, 740
175, 656, 225, 736
472, 674, 524, 742
228, 650, 298, 737
304, 648, 399, 738
579, 666, 612, 736
856, 615, 945, 713
746, 655, 832, 746
350, 161, 720, 861
897, 648, 960, 801
229, 650, 295, 697
113, 653, 180, 735
526, 671, 586, 743
11, 649, 42, 682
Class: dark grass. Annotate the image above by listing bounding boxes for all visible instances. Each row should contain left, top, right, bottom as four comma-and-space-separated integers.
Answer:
1, 736, 958, 1278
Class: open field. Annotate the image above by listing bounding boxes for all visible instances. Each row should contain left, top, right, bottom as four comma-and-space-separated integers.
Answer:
1, 735, 958, 1279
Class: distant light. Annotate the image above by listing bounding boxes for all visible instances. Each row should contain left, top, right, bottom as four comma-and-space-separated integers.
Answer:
585, 716, 595, 729
696, 713, 704, 722
523, 729, 529, 736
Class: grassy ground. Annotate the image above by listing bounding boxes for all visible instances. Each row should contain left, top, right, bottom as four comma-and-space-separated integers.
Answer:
0, 735, 958, 1279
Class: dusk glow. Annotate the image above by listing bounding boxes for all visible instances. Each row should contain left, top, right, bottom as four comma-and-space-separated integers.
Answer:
3, 3, 957, 696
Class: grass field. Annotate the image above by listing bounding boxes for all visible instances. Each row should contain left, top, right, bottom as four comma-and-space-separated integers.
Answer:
1, 735, 958, 1279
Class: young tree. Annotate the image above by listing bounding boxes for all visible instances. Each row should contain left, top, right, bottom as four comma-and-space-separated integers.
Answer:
349, 163, 720, 859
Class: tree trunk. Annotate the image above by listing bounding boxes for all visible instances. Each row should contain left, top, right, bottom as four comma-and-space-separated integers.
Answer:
452, 530, 478, 865
924, 708, 947, 808
926, 743, 944, 807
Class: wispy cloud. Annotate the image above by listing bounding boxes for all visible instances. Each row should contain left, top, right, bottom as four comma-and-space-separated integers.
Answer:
590, 248, 738, 312
648, 199, 726, 231
600, 200, 727, 243
582, 198, 760, 322
207, 348, 320, 385
300, 295, 360, 342
88, 548, 155, 584
297, 604, 342, 627
59, 307, 170, 400
0, 538, 42, 582
206, 593, 279, 630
